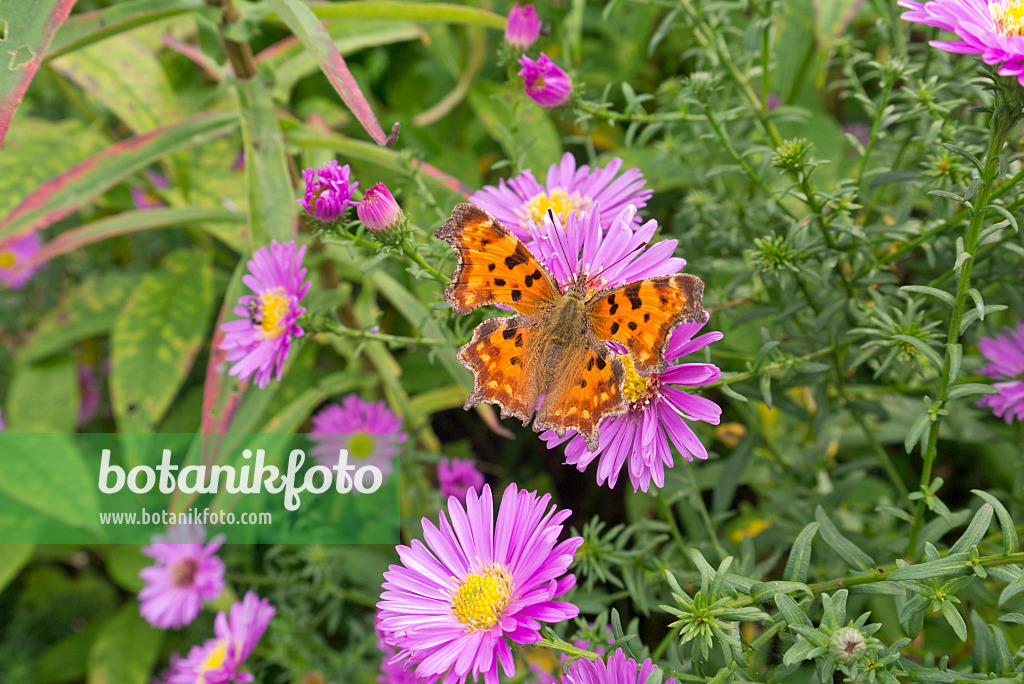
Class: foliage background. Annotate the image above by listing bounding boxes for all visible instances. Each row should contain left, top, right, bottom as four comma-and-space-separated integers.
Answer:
1, 0, 1023, 682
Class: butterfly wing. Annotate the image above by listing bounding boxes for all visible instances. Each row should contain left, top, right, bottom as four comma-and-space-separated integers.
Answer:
533, 339, 627, 451
585, 273, 705, 376
436, 203, 561, 316
457, 314, 542, 425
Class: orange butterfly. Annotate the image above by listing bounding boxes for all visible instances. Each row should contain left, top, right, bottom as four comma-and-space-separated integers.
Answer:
435, 203, 706, 451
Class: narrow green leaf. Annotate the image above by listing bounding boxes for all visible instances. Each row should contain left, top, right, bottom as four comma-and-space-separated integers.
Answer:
991, 624, 1013, 673
997, 612, 1024, 624
893, 334, 944, 370
943, 142, 984, 173
887, 553, 971, 580
236, 77, 296, 244
267, 0, 394, 145
749, 581, 813, 603
306, 1, 506, 28
775, 593, 811, 627
0, 0, 76, 146
949, 503, 993, 554
0, 544, 33, 594
972, 489, 1018, 555
900, 285, 955, 307
815, 505, 875, 570
783, 522, 820, 583
947, 383, 998, 401
6, 355, 78, 432
648, 8, 680, 57
904, 410, 931, 454
111, 250, 216, 431
0, 111, 237, 242
946, 343, 963, 384
939, 601, 967, 641
48, 0, 211, 59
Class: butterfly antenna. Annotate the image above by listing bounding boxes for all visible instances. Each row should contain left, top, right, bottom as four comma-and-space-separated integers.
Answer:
544, 208, 575, 281
584, 239, 649, 290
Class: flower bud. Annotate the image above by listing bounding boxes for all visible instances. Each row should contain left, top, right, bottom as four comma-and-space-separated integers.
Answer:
518, 53, 571, 108
358, 182, 404, 233
505, 4, 541, 50
828, 626, 867, 665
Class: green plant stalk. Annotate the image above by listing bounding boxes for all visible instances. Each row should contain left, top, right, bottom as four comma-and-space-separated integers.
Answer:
535, 638, 602, 661
322, 233, 449, 283
855, 77, 896, 189
902, 115, 1012, 554
707, 620, 785, 684
657, 493, 690, 558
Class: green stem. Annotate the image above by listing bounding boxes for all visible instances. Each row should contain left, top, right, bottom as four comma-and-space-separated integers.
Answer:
901, 114, 1012, 554
856, 77, 895, 189
576, 100, 705, 124
657, 493, 690, 558
705, 347, 834, 388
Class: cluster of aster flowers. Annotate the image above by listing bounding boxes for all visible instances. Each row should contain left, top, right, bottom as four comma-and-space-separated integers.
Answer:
137, 525, 274, 684
502, 3, 572, 107
296, 160, 404, 234
437, 457, 485, 503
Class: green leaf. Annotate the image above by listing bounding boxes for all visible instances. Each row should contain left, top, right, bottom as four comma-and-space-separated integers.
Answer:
783, 522, 820, 583
893, 334, 944, 370
900, 285, 955, 307
20, 272, 144, 363
815, 506, 875, 570
87, 604, 162, 684
0, 111, 238, 242
943, 142, 984, 174
972, 489, 1018, 555
946, 383, 998, 401
5, 355, 78, 432
267, 0, 394, 145
904, 410, 931, 454
997, 612, 1024, 624
887, 553, 971, 580
939, 600, 967, 641
236, 76, 296, 244
946, 343, 963, 384
36, 619, 102, 684
0, 544, 33, 593
111, 249, 216, 431
48, 0, 211, 59
775, 593, 811, 627
749, 581, 813, 603
948, 503, 993, 554
0, 434, 100, 535
0, 0, 76, 146
103, 546, 149, 592
51, 32, 183, 133
306, 1, 506, 28
991, 624, 1013, 673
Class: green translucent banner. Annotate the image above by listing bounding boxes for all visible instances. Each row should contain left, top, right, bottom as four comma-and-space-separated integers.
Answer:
0, 433, 400, 544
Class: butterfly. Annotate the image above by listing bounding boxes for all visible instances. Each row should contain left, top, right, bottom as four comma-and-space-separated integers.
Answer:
435, 203, 706, 451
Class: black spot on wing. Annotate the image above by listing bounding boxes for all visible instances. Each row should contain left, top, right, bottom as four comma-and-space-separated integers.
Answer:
596, 356, 607, 370
643, 313, 650, 322
624, 283, 643, 310
502, 328, 517, 340
493, 278, 506, 287
586, 357, 595, 371
514, 334, 523, 347
628, 321, 637, 331
503, 243, 530, 270
510, 356, 519, 365
580, 379, 587, 388
488, 263, 496, 272
511, 289, 522, 302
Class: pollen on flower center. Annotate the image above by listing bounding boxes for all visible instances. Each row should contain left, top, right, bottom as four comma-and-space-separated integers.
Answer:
0, 251, 16, 269
620, 355, 660, 409
170, 558, 199, 587
449, 565, 513, 631
991, 0, 1024, 35
525, 188, 588, 226
258, 287, 290, 338
348, 433, 375, 458
201, 641, 228, 672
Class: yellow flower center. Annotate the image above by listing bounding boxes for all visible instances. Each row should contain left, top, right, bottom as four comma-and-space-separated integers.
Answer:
620, 355, 651, 406
523, 188, 589, 227
348, 433, 375, 458
201, 641, 228, 672
0, 251, 16, 269
992, 0, 1024, 35
450, 565, 513, 631
259, 287, 290, 338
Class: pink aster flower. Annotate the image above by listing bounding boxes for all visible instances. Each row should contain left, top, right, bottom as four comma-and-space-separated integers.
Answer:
437, 457, 485, 503
542, 315, 722, 492
167, 591, 275, 684
377, 483, 583, 684
0, 232, 42, 289
527, 204, 685, 295
138, 524, 226, 630
358, 182, 404, 233
506, 4, 542, 50
898, 0, 1024, 85
468, 153, 652, 242
977, 321, 1024, 423
219, 240, 310, 389
309, 395, 407, 483
519, 52, 571, 108
298, 160, 359, 222
561, 649, 676, 684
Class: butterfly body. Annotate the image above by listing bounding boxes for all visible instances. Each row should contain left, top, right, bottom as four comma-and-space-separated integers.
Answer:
437, 203, 705, 451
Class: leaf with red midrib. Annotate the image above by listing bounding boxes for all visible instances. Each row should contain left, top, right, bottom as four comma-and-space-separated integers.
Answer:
267, 0, 399, 146
0, 0, 77, 148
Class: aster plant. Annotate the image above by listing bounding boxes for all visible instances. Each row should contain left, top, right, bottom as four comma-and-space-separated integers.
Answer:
138, 524, 226, 630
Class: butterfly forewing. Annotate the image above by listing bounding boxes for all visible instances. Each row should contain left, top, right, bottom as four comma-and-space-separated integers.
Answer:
436, 203, 561, 316
456, 314, 542, 425
586, 273, 706, 376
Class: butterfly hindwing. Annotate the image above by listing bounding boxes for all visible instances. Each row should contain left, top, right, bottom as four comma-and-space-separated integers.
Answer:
586, 273, 705, 376
435, 203, 561, 316
533, 339, 627, 451
456, 314, 541, 425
